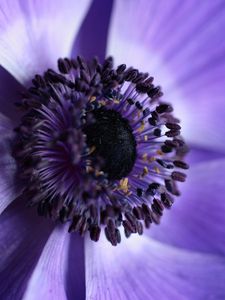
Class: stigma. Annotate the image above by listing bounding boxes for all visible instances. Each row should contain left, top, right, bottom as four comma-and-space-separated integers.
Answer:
13, 56, 188, 246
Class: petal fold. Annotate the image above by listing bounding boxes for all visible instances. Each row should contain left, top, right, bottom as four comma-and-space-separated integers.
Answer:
187, 145, 225, 165
65, 234, 86, 300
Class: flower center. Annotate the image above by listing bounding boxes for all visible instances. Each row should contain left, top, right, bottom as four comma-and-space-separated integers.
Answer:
84, 108, 137, 180
13, 56, 188, 246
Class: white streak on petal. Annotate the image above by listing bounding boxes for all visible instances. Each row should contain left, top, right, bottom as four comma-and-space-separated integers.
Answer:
0, 0, 92, 84
85, 234, 225, 300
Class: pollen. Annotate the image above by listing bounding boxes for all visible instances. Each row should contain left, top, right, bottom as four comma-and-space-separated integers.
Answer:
113, 99, 120, 104
156, 149, 163, 156
142, 153, 148, 161
154, 167, 160, 174
137, 121, 145, 133
142, 166, 149, 177
90, 96, 96, 102
119, 177, 129, 193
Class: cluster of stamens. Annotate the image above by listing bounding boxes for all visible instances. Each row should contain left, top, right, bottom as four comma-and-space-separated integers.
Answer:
13, 56, 188, 245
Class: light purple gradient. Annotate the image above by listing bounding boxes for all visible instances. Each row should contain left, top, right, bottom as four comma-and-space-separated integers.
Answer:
0, 0, 92, 84
107, 0, 225, 153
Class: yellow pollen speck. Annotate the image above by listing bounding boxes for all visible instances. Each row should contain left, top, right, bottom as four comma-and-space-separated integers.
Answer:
89, 146, 96, 155
99, 100, 106, 106
142, 153, 148, 161
138, 121, 145, 133
142, 166, 149, 177
90, 96, 96, 102
119, 178, 129, 193
95, 170, 104, 177
154, 167, 160, 174
156, 150, 163, 156
144, 135, 148, 141
86, 166, 94, 173
113, 99, 120, 104
149, 157, 156, 162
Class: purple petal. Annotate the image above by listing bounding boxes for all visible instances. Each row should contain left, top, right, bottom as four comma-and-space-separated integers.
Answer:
148, 159, 225, 256
23, 226, 69, 300
188, 145, 225, 165
65, 234, 85, 300
0, 66, 25, 123
0, 0, 92, 84
0, 112, 19, 215
0, 198, 53, 300
107, 0, 225, 151
72, 0, 113, 61
85, 235, 225, 299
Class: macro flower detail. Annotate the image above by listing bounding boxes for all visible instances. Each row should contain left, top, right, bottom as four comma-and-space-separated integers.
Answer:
13, 56, 188, 245
1, 1, 225, 299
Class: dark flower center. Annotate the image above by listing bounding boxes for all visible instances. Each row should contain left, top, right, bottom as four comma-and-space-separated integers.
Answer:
13, 56, 189, 246
84, 108, 137, 180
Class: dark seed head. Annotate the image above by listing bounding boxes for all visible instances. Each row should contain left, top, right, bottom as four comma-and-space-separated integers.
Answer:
83, 108, 137, 180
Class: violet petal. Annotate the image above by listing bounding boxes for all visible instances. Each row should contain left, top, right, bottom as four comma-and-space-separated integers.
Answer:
107, 0, 225, 151
0, 113, 19, 215
65, 234, 85, 300
0, 198, 53, 300
72, 0, 113, 61
0, 0, 92, 84
0, 66, 25, 124
187, 145, 225, 165
85, 235, 225, 299
149, 159, 225, 256
22, 226, 69, 300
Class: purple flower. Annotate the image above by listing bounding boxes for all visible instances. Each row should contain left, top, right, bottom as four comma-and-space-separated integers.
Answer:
0, 1, 225, 299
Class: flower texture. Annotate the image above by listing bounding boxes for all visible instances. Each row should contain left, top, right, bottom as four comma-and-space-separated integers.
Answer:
0, 1, 225, 300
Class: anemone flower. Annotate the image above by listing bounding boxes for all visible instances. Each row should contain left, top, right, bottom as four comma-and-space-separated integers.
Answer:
0, 1, 225, 300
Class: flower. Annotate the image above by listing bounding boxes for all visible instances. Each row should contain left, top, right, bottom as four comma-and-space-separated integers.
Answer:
13, 54, 188, 246
0, 1, 225, 300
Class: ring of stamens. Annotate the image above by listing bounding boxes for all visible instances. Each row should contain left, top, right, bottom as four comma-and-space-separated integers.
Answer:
13, 56, 188, 246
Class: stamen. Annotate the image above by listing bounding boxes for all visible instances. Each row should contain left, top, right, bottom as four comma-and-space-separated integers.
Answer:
13, 56, 188, 246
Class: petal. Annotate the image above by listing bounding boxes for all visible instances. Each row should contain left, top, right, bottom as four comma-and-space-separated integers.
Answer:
0, 112, 20, 215
0, 66, 25, 123
65, 234, 85, 300
72, 0, 113, 61
107, 0, 225, 151
23, 225, 69, 300
0, 198, 53, 300
0, 0, 92, 84
188, 145, 225, 165
85, 235, 225, 300
148, 159, 225, 256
